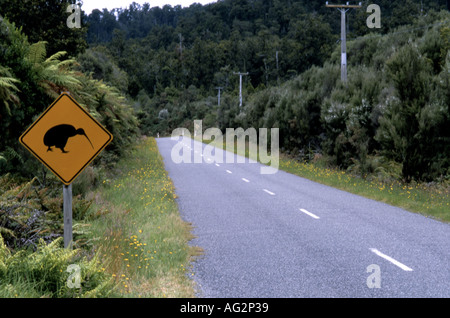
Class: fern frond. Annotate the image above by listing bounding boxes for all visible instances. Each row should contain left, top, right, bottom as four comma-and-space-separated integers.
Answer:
44, 51, 68, 63
0, 234, 11, 260
0, 66, 21, 114
3, 147, 24, 164
0, 76, 20, 91
0, 227, 15, 239
27, 41, 48, 64
32, 49, 82, 96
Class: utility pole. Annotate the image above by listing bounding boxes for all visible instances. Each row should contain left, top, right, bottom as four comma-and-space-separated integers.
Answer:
326, 2, 362, 84
179, 33, 183, 55
216, 87, 223, 107
276, 50, 280, 85
234, 72, 248, 107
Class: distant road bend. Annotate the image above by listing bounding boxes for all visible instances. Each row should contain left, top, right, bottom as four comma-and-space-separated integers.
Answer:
157, 137, 450, 298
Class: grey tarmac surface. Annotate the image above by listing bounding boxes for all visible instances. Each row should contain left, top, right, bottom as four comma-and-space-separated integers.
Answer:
156, 137, 450, 298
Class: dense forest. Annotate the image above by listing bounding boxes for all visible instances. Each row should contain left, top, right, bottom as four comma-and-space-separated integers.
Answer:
1, 0, 450, 184
81, 0, 449, 94
82, 0, 449, 183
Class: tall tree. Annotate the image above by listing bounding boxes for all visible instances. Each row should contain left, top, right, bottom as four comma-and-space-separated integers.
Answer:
0, 0, 87, 57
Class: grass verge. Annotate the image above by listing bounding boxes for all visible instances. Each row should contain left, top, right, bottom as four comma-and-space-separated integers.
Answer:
197, 135, 449, 223
86, 137, 201, 297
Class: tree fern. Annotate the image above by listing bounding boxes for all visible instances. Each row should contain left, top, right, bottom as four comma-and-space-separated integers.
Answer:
0, 66, 20, 116
45, 50, 68, 64
26, 42, 81, 97
26, 41, 47, 65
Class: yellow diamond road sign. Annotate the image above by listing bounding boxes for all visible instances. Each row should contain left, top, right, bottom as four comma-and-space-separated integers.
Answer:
19, 93, 113, 185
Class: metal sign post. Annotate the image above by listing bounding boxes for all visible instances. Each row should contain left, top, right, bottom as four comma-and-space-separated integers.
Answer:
63, 92, 73, 250
63, 184, 73, 249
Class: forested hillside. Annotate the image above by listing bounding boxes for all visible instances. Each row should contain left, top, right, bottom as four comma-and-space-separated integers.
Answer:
83, 0, 448, 94
1, 0, 449, 182
78, 0, 450, 182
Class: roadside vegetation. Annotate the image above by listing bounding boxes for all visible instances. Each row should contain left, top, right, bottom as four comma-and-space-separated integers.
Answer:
1, 137, 199, 297
0, 172, 116, 297
86, 137, 200, 297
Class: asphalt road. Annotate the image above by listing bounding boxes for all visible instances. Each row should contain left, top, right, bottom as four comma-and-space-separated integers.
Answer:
157, 137, 450, 298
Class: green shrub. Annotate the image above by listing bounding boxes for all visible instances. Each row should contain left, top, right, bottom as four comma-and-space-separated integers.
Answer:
0, 235, 116, 298
0, 174, 96, 250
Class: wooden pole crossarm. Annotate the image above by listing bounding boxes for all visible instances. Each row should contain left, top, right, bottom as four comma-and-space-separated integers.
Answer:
325, 4, 362, 8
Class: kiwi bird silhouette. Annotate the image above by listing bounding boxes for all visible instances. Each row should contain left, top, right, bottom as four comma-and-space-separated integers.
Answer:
44, 124, 94, 153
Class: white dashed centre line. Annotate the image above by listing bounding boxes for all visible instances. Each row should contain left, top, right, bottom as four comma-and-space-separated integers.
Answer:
242, 178, 250, 183
226, 170, 232, 174
215, 163, 220, 167
299, 208, 320, 219
263, 189, 275, 196
370, 248, 413, 271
